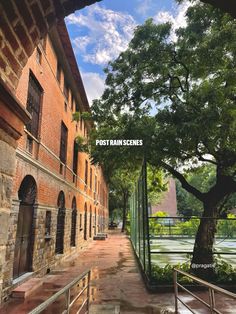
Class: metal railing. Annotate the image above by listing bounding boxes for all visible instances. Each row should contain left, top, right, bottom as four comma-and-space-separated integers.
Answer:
174, 268, 236, 314
29, 269, 91, 314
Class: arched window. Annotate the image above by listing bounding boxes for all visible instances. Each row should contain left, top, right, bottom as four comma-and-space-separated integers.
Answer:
55, 191, 65, 254
70, 197, 77, 246
18, 175, 37, 204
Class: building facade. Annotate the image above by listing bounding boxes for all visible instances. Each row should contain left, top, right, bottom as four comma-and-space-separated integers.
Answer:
149, 178, 177, 216
1, 20, 109, 300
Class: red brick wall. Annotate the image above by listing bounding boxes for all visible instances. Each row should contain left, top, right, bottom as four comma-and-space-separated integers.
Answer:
2, 25, 109, 297
0, 0, 100, 91
13, 32, 109, 214
151, 178, 177, 216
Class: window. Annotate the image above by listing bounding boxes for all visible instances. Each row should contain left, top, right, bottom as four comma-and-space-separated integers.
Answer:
64, 81, 69, 101
26, 73, 43, 138
95, 175, 97, 193
85, 160, 88, 185
45, 211, 51, 236
60, 122, 68, 164
26, 136, 33, 153
90, 168, 92, 189
73, 140, 78, 174
56, 63, 61, 83
70, 198, 77, 247
71, 94, 74, 111
79, 214, 82, 230
36, 48, 42, 64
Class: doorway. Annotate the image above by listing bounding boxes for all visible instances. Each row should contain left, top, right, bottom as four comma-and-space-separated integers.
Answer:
13, 176, 36, 279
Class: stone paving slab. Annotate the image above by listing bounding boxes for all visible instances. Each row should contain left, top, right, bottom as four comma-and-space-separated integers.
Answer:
90, 304, 120, 314
0, 230, 236, 313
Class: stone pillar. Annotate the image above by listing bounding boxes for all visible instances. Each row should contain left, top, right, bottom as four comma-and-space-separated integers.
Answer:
0, 79, 30, 301
2, 199, 20, 299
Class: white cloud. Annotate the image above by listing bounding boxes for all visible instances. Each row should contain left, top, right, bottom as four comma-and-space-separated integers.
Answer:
154, 1, 191, 41
136, 0, 153, 16
66, 4, 136, 66
80, 71, 105, 105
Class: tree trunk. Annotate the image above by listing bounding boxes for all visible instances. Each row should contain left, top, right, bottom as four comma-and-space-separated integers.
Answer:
191, 202, 219, 279
121, 191, 127, 233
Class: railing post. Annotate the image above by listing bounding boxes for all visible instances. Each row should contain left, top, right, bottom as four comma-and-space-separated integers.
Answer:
173, 269, 178, 313
65, 289, 70, 313
87, 270, 91, 313
209, 288, 215, 314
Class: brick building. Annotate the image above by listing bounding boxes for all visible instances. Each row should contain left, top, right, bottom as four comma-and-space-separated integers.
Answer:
149, 179, 177, 216
1, 20, 109, 300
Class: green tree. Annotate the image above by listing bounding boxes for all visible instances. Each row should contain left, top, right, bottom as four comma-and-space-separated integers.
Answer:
108, 167, 138, 232
176, 165, 236, 217
147, 164, 168, 205
89, 3, 236, 278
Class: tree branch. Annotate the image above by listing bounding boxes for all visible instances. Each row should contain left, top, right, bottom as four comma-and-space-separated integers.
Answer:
199, 0, 236, 19
160, 161, 205, 202
195, 145, 218, 165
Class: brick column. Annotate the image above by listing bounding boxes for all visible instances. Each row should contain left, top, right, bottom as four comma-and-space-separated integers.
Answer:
0, 79, 30, 301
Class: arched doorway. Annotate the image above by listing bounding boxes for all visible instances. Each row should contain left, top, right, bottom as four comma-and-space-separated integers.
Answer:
89, 206, 92, 238
70, 197, 77, 246
84, 203, 87, 240
55, 191, 65, 254
13, 175, 37, 279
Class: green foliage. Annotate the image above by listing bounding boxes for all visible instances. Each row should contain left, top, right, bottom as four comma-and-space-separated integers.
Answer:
149, 211, 168, 235
72, 112, 81, 122
151, 257, 236, 284
74, 136, 88, 153
217, 214, 236, 237
72, 111, 92, 122
176, 165, 236, 216
86, 1, 236, 270
89, 2, 236, 212
147, 165, 168, 205
178, 218, 200, 236
151, 261, 192, 284
214, 258, 236, 283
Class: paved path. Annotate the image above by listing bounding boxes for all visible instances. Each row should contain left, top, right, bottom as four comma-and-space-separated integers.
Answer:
0, 230, 235, 313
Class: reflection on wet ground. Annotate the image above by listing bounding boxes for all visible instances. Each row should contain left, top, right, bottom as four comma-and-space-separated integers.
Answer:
0, 230, 236, 313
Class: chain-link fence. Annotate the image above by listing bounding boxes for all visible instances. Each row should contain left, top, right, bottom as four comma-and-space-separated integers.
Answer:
129, 161, 236, 287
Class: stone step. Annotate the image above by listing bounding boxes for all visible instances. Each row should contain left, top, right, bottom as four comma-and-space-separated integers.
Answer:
89, 304, 120, 314
93, 233, 108, 240
11, 278, 43, 299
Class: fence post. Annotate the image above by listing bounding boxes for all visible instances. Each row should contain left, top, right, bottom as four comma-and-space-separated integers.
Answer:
65, 289, 70, 313
173, 269, 178, 314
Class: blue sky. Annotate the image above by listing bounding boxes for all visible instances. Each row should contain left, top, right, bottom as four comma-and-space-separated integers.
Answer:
65, 0, 190, 105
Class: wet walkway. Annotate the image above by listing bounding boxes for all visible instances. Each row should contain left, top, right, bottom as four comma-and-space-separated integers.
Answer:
0, 230, 236, 313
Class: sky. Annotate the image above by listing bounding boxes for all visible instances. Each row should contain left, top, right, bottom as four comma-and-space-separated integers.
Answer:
65, 0, 190, 105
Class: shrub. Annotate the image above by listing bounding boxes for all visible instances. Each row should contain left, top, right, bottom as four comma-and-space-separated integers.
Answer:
151, 257, 236, 285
